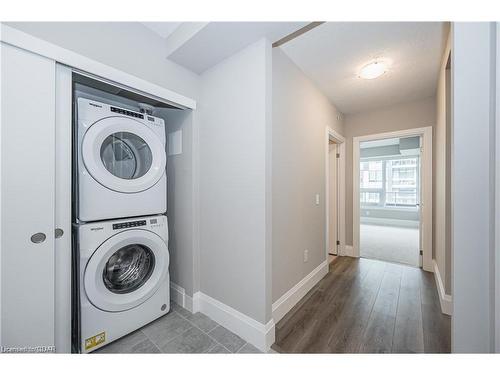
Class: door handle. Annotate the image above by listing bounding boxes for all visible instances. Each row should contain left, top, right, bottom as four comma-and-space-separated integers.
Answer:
30, 232, 46, 244
55, 228, 64, 239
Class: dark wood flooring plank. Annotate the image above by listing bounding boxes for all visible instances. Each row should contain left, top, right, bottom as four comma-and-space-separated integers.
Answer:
420, 271, 451, 353
300, 274, 365, 352
392, 266, 424, 353
358, 265, 402, 353
274, 257, 353, 346
275, 258, 357, 351
327, 259, 387, 353
284, 259, 363, 353
274, 257, 451, 354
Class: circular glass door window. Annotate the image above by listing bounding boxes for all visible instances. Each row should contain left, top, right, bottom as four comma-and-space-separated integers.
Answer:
100, 132, 153, 180
103, 244, 155, 294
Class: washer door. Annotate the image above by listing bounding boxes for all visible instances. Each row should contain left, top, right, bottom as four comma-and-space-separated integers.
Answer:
82, 117, 166, 193
84, 230, 169, 312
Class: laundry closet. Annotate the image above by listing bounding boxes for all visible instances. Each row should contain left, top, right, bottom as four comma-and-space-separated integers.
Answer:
0, 33, 197, 353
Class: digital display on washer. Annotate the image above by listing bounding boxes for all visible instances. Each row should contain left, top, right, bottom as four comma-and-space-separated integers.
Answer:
113, 220, 147, 230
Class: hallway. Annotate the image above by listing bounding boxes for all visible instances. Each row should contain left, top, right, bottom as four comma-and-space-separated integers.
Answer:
273, 257, 450, 353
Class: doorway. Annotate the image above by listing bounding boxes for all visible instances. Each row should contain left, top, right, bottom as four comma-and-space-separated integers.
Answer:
326, 128, 346, 263
353, 127, 433, 271
358, 136, 422, 266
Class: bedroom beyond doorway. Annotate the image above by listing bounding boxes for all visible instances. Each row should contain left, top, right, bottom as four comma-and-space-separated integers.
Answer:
358, 136, 422, 267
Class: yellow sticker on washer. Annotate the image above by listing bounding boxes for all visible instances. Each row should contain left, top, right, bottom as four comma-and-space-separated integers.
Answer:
85, 332, 106, 350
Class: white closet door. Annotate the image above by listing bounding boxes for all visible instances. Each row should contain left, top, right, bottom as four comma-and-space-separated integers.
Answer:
1, 43, 56, 349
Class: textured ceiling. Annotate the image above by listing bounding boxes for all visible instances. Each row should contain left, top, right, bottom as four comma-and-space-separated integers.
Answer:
281, 22, 448, 114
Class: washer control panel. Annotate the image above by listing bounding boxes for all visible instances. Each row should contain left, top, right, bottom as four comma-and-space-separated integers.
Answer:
112, 220, 147, 230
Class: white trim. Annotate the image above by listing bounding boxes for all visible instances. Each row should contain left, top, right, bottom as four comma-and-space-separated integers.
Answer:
0, 24, 196, 110
352, 126, 433, 272
170, 283, 186, 308
192, 291, 201, 314
170, 282, 194, 313
433, 260, 453, 316
272, 260, 328, 323
192, 292, 275, 352
54, 64, 73, 353
344, 245, 355, 257
495, 21, 500, 353
325, 127, 346, 259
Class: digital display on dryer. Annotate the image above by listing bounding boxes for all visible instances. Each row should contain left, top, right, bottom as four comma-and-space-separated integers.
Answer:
110, 106, 144, 119
113, 220, 147, 230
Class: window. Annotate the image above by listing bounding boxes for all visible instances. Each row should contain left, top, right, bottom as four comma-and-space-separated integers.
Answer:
360, 160, 383, 189
360, 156, 419, 208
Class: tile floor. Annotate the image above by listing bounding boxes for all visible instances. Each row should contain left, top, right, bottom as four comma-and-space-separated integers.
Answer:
94, 301, 262, 354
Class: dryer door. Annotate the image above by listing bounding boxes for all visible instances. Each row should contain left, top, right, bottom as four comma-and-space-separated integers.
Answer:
84, 230, 169, 312
82, 117, 166, 193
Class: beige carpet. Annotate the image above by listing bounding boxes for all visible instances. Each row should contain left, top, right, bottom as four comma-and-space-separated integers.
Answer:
360, 224, 419, 267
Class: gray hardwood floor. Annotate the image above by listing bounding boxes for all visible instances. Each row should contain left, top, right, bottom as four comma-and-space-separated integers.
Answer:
273, 257, 451, 353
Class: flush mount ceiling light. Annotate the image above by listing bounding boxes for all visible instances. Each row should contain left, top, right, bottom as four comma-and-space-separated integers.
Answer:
359, 61, 388, 80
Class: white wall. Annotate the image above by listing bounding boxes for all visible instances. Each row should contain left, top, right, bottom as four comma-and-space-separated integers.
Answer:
272, 47, 344, 303
198, 39, 272, 324
158, 108, 197, 298
452, 22, 497, 353
4, 22, 200, 100
344, 97, 437, 245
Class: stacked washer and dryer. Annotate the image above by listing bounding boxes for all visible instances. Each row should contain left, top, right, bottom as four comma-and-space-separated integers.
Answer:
74, 98, 170, 353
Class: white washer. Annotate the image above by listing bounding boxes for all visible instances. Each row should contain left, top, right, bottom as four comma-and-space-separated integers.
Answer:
77, 98, 167, 222
78, 215, 169, 353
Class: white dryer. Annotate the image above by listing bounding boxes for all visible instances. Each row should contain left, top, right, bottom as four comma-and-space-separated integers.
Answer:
78, 215, 169, 353
76, 98, 167, 222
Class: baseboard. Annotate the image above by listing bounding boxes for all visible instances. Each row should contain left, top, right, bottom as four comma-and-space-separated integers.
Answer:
192, 292, 275, 352
433, 260, 452, 316
272, 260, 328, 323
170, 282, 194, 312
344, 245, 355, 257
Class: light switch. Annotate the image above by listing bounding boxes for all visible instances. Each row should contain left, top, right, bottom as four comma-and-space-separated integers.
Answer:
315, 194, 320, 205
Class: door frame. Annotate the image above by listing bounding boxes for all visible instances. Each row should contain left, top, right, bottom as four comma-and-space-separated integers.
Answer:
325, 127, 346, 259
352, 126, 433, 272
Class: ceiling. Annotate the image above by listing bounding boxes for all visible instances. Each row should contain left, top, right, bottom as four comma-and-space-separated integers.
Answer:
360, 137, 400, 149
281, 22, 448, 114
165, 22, 308, 74
142, 22, 181, 39
141, 22, 308, 74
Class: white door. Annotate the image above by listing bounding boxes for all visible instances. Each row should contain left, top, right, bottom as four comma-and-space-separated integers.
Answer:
84, 230, 169, 312
1, 43, 56, 349
329, 142, 338, 255
82, 118, 166, 193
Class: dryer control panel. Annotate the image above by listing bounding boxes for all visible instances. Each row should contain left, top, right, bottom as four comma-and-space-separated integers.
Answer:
112, 220, 147, 230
